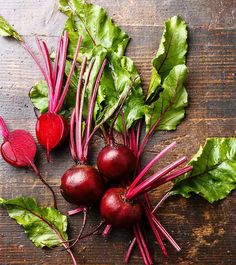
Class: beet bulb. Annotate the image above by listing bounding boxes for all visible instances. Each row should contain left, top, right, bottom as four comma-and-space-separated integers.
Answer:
97, 144, 136, 181
60, 165, 105, 206
100, 187, 143, 228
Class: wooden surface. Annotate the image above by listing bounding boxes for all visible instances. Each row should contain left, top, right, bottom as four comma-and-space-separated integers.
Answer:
0, 0, 235, 264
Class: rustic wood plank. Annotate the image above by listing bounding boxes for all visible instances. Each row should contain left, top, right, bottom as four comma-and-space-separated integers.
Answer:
0, 0, 235, 264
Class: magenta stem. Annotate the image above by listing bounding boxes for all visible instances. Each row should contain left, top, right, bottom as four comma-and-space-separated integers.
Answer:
138, 117, 161, 158
28, 160, 57, 209
136, 121, 142, 151
75, 57, 87, 163
83, 59, 107, 153
121, 110, 128, 146
152, 192, 172, 213
53, 31, 68, 112
125, 237, 136, 263
55, 36, 83, 113
126, 156, 187, 200
52, 36, 62, 87
70, 110, 78, 161
0, 116, 9, 140
129, 142, 177, 192
133, 226, 149, 265
151, 214, 181, 252
68, 207, 86, 216
102, 224, 112, 237
151, 165, 193, 190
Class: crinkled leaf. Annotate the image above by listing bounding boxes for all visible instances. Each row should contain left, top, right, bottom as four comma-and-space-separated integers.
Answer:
59, 0, 130, 58
0, 197, 68, 248
145, 64, 188, 132
171, 138, 236, 203
147, 16, 187, 101
0, 16, 22, 41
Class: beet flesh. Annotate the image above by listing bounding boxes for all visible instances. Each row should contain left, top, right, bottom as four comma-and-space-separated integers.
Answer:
100, 187, 143, 228
1, 130, 37, 168
97, 144, 136, 181
60, 165, 106, 206
36, 113, 69, 157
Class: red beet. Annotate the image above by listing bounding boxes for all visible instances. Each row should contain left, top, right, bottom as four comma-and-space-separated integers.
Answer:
100, 187, 143, 228
36, 113, 69, 160
60, 165, 105, 206
23, 32, 82, 160
97, 144, 136, 181
0, 116, 57, 208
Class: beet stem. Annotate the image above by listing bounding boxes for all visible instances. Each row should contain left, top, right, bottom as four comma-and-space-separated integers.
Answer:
150, 165, 193, 190
68, 207, 86, 216
136, 225, 153, 264
102, 224, 112, 237
29, 160, 57, 209
55, 36, 83, 113
152, 192, 172, 213
83, 59, 107, 155
126, 156, 187, 200
133, 226, 149, 265
151, 214, 181, 252
125, 237, 136, 263
52, 32, 68, 112
129, 142, 177, 192
70, 110, 78, 161
68, 208, 87, 249
121, 110, 128, 146
75, 57, 87, 163
0, 116, 9, 140
52, 36, 62, 88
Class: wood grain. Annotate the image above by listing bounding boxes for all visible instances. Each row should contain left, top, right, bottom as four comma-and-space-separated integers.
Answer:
0, 0, 235, 264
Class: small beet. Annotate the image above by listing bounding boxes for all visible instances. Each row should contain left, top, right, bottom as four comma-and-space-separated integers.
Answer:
97, 144, 136, 181
36, 113, 69, 160
100, 187, 143, 228
60, 165, 106, 206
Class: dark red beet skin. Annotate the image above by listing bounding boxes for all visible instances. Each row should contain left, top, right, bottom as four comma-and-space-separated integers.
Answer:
97, 145, 136, 181
60, 165, 106, 206
36, 113, 69, 155
1, 130, 36, 168
100, 187, 143, 228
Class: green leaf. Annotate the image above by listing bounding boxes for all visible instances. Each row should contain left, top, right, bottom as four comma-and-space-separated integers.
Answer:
0, 197, 68, 248
145, 64, 188, 132
59, 0, 130, 58
171, 138, 236, 203
0, 16, 22, 41
147, 16, 187, 101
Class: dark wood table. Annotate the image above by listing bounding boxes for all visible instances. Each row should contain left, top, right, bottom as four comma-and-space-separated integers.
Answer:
0, 0, 235, 264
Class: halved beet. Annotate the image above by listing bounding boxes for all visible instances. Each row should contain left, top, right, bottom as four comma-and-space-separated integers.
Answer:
36, 113, 69, 160
1, 129, 36, 168
100, 187, 143, 228
60, 165, 106, 207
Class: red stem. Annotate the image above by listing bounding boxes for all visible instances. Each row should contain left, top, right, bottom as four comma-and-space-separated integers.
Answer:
151, 213, 181, 252
126, 157, 187, 200
129, 142, 177, 192
121, 110, 128, 146
55, 36, 83, 113
53, 31, 68, 112
70, 110, 78, 161
52, 36, 62, 88
152, 192, 172, 213
75, 57, 87, 163
133, 227, 149, 265
0, 116, 9, 140
102, 224, 112, 237
68, 207, 86, 216
83, 59, 107, 153
28, 160, 57, 209
125, 237, 136, 263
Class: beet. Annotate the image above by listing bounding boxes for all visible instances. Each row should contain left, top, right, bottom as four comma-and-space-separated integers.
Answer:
100, 187, 143, 228
36, 113, 69, 160
60, 165, 105, 206
97, 144, 136, 181
0, 116, 57, 208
